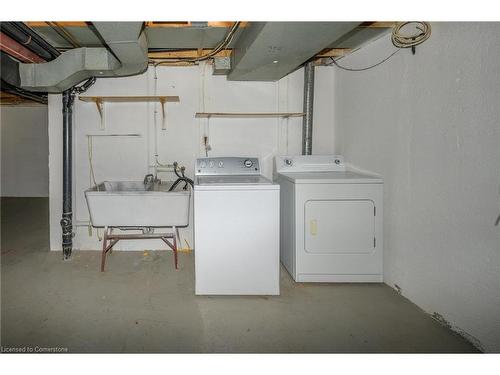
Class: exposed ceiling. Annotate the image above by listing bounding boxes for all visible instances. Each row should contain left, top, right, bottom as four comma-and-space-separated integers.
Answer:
25, 21, 393, 61
0, 21, 395, 105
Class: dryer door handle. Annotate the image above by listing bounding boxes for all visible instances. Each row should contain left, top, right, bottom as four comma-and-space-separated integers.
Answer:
310, 219, 318, 236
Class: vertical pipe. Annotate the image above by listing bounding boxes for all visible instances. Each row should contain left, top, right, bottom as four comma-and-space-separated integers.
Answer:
59, 78, 95, 260
61, 90, 74, 260
302, 61, 315, 155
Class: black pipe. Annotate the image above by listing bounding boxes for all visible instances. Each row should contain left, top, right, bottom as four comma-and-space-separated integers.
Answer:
0, 22, 60, 61
60, 77, 96, 260
1, 79, 47, 104
61, 90, 74, 260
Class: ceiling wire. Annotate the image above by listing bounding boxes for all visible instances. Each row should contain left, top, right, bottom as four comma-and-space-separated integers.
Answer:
151, 21, 241, 66
329, 49, 401, 71
328, 21, 431, 72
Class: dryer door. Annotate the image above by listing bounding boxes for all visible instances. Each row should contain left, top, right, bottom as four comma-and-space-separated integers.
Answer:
304, 199, 375, 254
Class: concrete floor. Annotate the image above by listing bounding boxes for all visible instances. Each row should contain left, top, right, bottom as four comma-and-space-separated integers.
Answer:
1, 198, 479, 353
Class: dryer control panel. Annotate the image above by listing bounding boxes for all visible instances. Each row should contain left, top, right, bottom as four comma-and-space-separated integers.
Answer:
195, 157, 260, 176
276, 155, 345, 173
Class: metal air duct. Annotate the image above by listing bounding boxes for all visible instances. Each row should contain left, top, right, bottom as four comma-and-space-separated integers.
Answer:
228, 22, 359, 81
11, 22, 148, 93
302, 62, 315, 155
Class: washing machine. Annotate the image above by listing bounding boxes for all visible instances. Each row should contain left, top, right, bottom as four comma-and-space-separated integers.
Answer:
194, 157, 280, 295
275, 155, 383, 282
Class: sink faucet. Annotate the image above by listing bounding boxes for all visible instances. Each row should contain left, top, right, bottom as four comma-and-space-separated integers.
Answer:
143, 174, 154, 185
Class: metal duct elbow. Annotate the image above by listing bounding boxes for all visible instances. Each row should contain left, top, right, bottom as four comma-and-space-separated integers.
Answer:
16, 22, 148, 93
19, 48, 120, 93
92, 22, 149, 77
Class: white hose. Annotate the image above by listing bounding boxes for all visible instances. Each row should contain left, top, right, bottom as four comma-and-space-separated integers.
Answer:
87, 136, 98, 190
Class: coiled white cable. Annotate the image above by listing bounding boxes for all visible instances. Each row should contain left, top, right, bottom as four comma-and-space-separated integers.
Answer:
391, 21, 431, 48
329, 21, 432, 71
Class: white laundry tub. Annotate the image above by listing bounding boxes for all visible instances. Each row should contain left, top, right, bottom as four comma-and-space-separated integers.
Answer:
84, 181, 190, 227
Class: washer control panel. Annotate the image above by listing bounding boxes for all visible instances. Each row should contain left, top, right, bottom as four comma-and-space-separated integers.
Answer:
196, 157, 260, 176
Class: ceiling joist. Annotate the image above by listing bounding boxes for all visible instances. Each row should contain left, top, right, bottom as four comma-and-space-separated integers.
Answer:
0, 91, 44, 106
148, 48, 232, 59
359, 22, 397, 28
26, 21, 248, 29
145, 21, 248, 28
315, 48, 353, 58
26, 21, 88, 27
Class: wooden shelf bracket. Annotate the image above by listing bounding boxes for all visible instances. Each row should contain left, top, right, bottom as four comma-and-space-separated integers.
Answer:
79, 96, 180, 130
94, 98, 105, 130
160, 97, 167, 130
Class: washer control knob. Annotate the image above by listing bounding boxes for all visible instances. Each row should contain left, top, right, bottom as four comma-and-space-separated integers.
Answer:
200, 161, 206, 168
218, 160, 224, 168
209, 161, 214, 168
244, 159, 253, 168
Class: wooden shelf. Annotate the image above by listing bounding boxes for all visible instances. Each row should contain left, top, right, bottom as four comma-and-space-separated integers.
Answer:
79, 96, 180, 130
195, 112, 304, 118
79, 95, 180, 104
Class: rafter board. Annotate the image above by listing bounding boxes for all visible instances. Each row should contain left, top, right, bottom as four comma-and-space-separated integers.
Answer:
26, 21, 88, 27
148, 49, 232, 59
359, 22, 397, 28
0, 92, 44, 106
146, 21, 248, 28
316, 48, 353, 57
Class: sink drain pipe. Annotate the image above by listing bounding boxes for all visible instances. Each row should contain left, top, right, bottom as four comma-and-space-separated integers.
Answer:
61, 77, 96, 260
302, 61, 315, 155
61, 90, 73, 260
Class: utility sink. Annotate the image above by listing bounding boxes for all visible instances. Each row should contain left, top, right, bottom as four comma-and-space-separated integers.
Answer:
85, 181, 190, 228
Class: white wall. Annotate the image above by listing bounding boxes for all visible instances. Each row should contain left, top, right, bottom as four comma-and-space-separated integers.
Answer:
48, 63, 334, 252
332, 23, 500, 352
1, 105, 49, 197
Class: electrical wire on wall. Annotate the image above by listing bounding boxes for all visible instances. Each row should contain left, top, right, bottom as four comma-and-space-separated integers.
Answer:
277, 74, 290, 155
200, 61, 211, 156
150, 23, 243, 156
153, 64, 160, 170
150, 65, 177, 177
84, 134, 141, 239
86, 135, 102, 241
328, 21, 432, 72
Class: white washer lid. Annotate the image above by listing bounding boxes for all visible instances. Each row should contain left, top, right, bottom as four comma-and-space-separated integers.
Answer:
195, 175, 279, 190
277, 171, 383, 184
